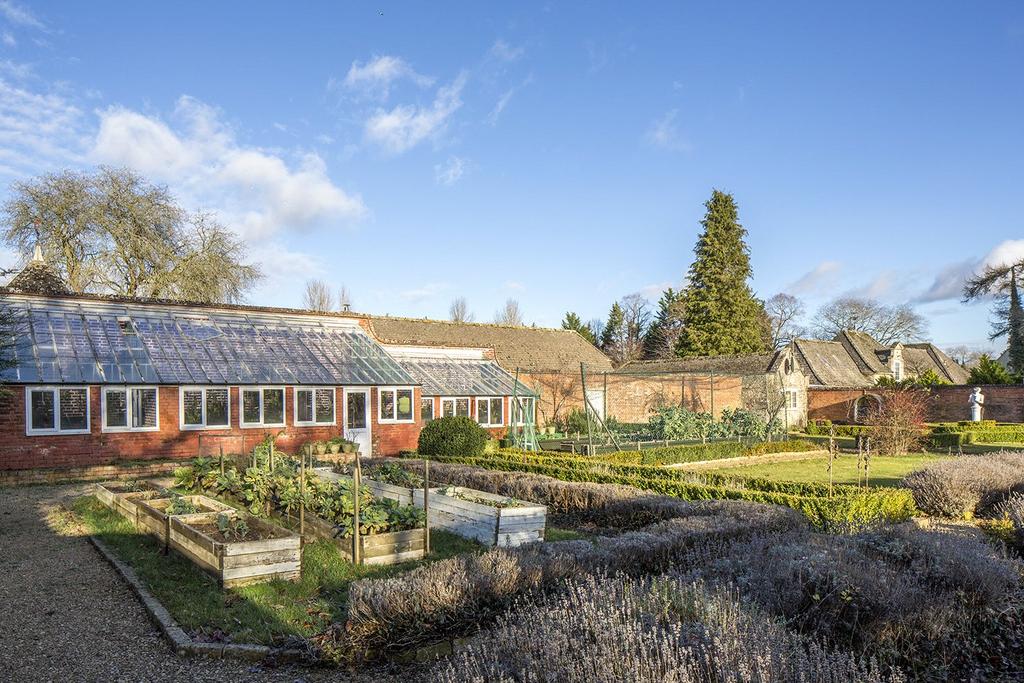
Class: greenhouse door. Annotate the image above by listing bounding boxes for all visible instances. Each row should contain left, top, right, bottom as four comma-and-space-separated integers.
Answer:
344, 388, 372, 457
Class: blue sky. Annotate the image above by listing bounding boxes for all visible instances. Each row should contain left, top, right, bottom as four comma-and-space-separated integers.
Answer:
1, 2, 1022, 351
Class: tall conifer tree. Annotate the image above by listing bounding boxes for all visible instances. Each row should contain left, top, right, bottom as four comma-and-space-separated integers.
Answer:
675, 190, 769, 357
601, 302, 626, 363
642, 287, 684, 359
964, 261, 1024, 377
562, 311, 597, 345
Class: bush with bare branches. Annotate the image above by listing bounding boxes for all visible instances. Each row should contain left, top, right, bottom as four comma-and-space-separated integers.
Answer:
866, 388, 928, 455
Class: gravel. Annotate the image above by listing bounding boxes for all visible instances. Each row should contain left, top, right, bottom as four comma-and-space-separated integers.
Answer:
0, 484, 397, 682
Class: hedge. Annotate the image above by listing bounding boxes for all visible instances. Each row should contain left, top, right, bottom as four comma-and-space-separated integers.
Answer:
590, 439, 819, 467
426, 450, 916, 532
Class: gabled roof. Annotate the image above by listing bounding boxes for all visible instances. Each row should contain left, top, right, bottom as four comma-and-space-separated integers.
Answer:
1, 295, 415, 386
834, 330, 889, 375
368, 317, 614, 374
615, 353, 775, 376
903, 343, 971, 384
792, 338, 874, 387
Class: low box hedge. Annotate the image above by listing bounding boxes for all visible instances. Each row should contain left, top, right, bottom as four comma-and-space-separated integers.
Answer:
430, 450, 916, 532
590, 439, 819, 467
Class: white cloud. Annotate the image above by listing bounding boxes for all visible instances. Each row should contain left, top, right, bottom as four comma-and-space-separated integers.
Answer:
2, 31, 15, 46
337, 55, 433, 100
0, 78, 86, 177
487, 75, 533, 126
434, 155, 466, 186
364, 72, 467, 154
0, 59, 32, 79
398, 282, 449, 302
786, 261, 842, 296
0, 0, 43, 29
918, 240, 1024, 303
490, 39, 524, 63
92, 95, 366, 239
645, 109, 691, 152
503, 280, 525, 292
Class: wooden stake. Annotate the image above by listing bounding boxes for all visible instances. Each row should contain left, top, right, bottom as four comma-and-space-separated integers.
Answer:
352, 454, 361, 565
299, 448, 306, 544
423, 457, 431, 555
219, 445, 225, 475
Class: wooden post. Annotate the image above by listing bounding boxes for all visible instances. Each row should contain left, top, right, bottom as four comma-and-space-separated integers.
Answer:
827, 426, 835, 497
268, 439, 275, 472
352, 454, 362, 565
709, 371, 716, 418
580, 362, 594, 456
423, 457, 431, 555
219, 445, 224, 475
299, 447, 306, 544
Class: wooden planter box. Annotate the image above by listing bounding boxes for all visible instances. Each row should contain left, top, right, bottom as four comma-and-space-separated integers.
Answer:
313, 468, 414, 505
135, 495, 235, 544
169, 512, 301, 588
413, 487, 546, 547
299, 512, 426, 565
94, 480, 163, 522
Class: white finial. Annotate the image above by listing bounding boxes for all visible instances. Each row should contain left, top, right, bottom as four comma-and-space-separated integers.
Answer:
31, 244, 44, 263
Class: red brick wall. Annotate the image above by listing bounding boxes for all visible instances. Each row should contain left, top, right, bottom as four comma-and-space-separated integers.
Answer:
603, 373, 744, 423
808, 385, 1024, 424
0, 385, 421, 471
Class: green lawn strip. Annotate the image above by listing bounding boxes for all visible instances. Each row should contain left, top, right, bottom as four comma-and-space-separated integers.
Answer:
72, 495, 479, 645
544, 527, 586, 542
705, 453, 950, 488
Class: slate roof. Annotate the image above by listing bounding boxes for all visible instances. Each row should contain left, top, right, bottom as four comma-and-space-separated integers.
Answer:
903, 343, 971, 384
368, 317, 614, 374
792, 338, 875, 387
834, 330, 890, 375
1, 295, 415, 386
615, 353, 776, 376
395, 356, 536, 397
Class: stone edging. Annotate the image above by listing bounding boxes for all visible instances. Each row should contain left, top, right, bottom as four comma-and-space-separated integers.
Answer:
88, 535, 302, 662
664, 449, 829, 471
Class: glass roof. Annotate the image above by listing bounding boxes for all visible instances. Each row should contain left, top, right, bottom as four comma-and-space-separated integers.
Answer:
397, 357, 536, 397
2, 299, 416, 386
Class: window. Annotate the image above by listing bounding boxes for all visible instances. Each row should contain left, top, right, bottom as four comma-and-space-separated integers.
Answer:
378, 387, 414, 423
421, 397, 435, 421
347, 391, 367, 429
294, 387, 336, 426
784, 389, 799, 410
26, 386, 91, 435
477, 396, 504, 427
441, 397, 470, 418
102, 386, 158, 432
180, 387, 230, 429
511, 396, 536, 426
893, 361, 903, 382
240, 387, 286, 428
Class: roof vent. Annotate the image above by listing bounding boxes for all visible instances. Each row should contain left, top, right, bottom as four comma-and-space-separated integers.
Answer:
117, 316, 137, 336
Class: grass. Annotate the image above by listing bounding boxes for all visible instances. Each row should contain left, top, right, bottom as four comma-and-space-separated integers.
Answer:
69, 495, 480, 646
708, 453, 951, 488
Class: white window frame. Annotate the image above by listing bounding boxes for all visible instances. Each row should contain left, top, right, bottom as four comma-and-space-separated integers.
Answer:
239, 386, 287, 429
893, 360, 903, 381
476, 396, 505, 427
179, 386, 232, 431
512, 395, 536, 426
378, 386, 416, 424
293, 386, 337, 427
440, 396, 471, 418
25, 385, 91, 436
783, 389, 799, 410
420, 396, 436, 422
101, 386, 160, 433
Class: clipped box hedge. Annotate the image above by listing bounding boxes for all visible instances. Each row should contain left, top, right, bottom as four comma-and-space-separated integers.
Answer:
432, 450, 916, 532
586, 439, 819, 467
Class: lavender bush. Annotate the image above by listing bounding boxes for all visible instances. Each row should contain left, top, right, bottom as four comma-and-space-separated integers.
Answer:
903, 451, 1024, 519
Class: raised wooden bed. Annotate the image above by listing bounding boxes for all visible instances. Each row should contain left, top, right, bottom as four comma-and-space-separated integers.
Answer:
413, 487, 546, 547
135, 495, 235, 544
313, 467, 414, 505
169, 511, 301, 587
94, 480, 163, 523
299, 512, 426, 565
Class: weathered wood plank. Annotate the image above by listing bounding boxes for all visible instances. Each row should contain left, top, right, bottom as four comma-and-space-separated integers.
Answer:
221, 560, 301, 581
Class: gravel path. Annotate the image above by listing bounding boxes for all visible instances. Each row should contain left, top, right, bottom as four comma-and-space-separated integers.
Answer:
0, 484, 394, 682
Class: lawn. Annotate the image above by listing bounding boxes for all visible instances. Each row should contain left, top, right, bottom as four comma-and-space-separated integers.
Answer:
708, 453, 951, 488
70, 495, 480, 650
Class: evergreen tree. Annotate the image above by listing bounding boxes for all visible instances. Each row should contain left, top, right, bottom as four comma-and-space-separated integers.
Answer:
561, 311, 597, 345
601, 302, 626, 363
969, 354, 1015, 385
675, 190, 770, 357
642, 287, 685, 359
964, 260, 1024, 377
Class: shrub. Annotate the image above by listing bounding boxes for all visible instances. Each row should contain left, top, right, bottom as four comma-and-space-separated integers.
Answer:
562, 407, 590, 434
998, 493, 1024, 549
417, 415, 488, 458
867, 388, 928, 455
903, 452, 1024, 519
433, 574, 896, 683
647, 406, 779, 441
582, 439, 818, 468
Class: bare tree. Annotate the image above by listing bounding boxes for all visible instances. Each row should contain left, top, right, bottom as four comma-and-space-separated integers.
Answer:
2, 167, 262, 303
619, 293, 651, 363
0, 267, 22, 395
867, 388, 928, 455
449, 297, 474, 322
303, 279, 334, 312
494, 298, 524, 326
944, 345, 983, 368
765, 293, 806, 349
338, 285, 352, 312
812, 296, 927, 345
587, 318, 605, 346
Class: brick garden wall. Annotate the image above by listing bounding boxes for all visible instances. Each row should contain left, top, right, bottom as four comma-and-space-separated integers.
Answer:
0, 385, 422, 471
603, 373, 744, 423
808, 385, 1024, 424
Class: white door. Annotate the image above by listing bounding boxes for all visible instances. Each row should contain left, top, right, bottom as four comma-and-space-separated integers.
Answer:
585, 389, 605, 422
343, 388, 372, 457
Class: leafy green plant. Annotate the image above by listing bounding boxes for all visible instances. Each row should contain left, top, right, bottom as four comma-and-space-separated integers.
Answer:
167, 494, 199, 515
369, 462, 423, 488
215, 512, 251, 541
418, 416, 488, 458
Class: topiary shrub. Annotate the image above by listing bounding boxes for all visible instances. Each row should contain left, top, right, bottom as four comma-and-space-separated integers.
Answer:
417, 415, 488, 458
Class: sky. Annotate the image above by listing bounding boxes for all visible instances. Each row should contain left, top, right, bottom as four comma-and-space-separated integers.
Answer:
0, 1, 1022, 352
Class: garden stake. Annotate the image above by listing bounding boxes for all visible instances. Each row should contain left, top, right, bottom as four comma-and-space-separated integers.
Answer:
353, 454, 361, 565
219, 445, 225, 475
299, 449, 306, 545
579, 362, 594, 456
269, 439, 275, 471
423, 456, 430, 554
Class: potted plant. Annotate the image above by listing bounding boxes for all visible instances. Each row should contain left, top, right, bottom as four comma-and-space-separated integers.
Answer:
341, 440, 354, 454
314, 441, 328, 456
328, 439, 341, 455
